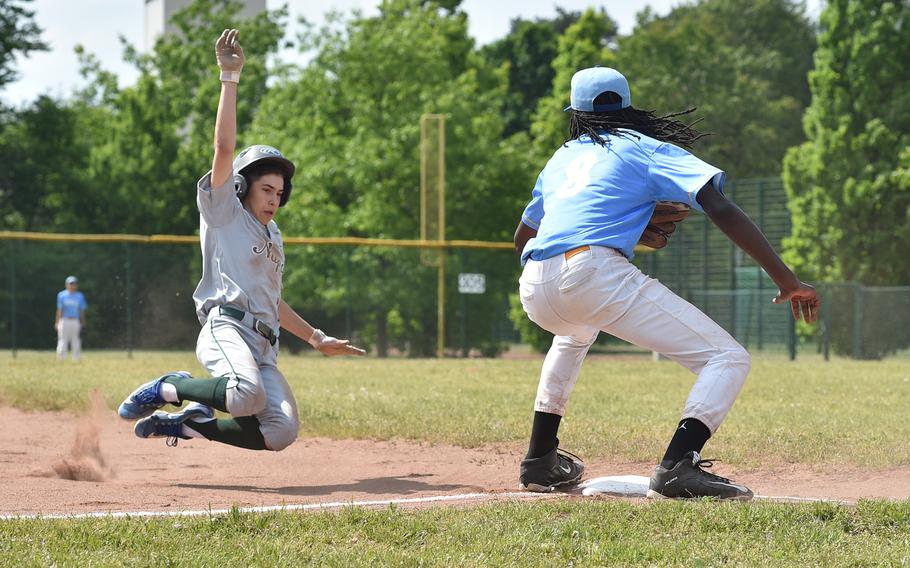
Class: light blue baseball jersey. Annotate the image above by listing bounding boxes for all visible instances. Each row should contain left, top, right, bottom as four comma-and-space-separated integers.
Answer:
57, 290, 86, 319
520, 130, 726, 262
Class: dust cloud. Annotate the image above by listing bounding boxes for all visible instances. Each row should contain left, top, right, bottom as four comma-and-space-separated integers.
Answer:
51, 390, 116, 482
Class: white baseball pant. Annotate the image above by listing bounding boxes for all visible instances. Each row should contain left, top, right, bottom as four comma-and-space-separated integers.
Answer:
196, 310, 300, 451
56, 318, 82, 361
519, 245, 750, 433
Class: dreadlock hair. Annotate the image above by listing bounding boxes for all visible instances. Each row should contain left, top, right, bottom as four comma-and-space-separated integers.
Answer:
567, 91, 709, 149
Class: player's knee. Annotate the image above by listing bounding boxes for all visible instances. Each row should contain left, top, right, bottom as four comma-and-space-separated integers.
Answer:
228, 385, 267, 417
729, 344, 751, 374
263, 420, 299, 452
718, 344, 751, 383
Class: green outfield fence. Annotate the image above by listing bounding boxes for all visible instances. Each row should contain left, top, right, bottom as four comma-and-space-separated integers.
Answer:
2, 179, 907, 359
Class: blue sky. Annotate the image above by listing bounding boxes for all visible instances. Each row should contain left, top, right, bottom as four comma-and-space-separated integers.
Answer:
4, 0, 821, 106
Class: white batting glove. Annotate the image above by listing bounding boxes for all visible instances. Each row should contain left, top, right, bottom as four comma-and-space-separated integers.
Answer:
308, 329, 366, 357
215, 28, 244, 82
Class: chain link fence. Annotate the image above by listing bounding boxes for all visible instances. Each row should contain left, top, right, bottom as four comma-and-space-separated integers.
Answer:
0, 238, 520, 357
2, 179, 908, 358
641, 178, 794, 350
818, 283, 910, 359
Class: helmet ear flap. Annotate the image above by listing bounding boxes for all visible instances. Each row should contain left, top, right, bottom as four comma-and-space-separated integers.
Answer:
233, 173, 248, 201
279, 179, 292, 207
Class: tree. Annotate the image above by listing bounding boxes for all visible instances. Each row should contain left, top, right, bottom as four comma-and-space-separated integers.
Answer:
252, 0, 531, 356
528, 8, 618, 160
698, 0, 815, 109
67, 0, 285, 234
784, 0, 910, 285
611, 0, 815, 178
783, 0, 910, 357
481, 9, 580, 137
0, 96, 88, 231
0, 0, 47, 92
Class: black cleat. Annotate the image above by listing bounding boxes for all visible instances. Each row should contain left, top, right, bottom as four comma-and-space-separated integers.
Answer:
519, 446, 585, 492
647, 451, 753, 500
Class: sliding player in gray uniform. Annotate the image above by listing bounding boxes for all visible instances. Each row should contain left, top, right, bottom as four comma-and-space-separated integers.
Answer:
117, 29, 365, 451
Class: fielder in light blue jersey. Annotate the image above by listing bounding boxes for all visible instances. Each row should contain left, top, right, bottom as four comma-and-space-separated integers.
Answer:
521, 129, 725, 262
514, 67, 820, 499
55, 275, 87, 361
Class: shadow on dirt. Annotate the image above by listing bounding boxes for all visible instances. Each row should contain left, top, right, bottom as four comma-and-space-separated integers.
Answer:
176, 473, 470, 496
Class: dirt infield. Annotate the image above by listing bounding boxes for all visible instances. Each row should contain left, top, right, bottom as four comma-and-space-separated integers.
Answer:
2, 404, 909, 517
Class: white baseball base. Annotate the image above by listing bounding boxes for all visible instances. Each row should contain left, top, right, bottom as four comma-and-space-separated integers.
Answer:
578, 475, 650, 497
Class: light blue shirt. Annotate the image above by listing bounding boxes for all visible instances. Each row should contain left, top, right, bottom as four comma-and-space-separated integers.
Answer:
521, 130, 726, 262
57, 290, 87, 319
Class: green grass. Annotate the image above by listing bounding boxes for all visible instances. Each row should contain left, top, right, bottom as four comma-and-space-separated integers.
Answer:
2, 500, 910, 566
3, 351, 910, 565
2, 350, 909, 468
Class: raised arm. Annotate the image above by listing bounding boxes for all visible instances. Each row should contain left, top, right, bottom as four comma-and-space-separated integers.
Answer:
696, 182, 820, 323
211, 29, 245, 188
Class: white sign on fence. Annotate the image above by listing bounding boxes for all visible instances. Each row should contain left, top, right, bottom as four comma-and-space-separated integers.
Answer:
458, 273, 486, 294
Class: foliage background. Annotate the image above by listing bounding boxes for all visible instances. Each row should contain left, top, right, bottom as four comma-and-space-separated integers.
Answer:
1, 0, 907, 358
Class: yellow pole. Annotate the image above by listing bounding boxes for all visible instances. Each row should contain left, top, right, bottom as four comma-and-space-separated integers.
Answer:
438, 250, 445, 358
437, 114, 446, 358
420, 117, 428, 242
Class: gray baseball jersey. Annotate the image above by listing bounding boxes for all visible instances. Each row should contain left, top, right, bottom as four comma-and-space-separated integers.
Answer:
192, 171, 285, 330
190, 171, 299, 451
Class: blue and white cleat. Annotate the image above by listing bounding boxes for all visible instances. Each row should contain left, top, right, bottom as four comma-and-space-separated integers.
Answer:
134, 402, 214, 447
117, 371, 192, 420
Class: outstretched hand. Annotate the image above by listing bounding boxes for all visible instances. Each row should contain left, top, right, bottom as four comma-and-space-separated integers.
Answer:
215, 29, 244, 72
310, 330, 367, 356
773, 281, 820, 324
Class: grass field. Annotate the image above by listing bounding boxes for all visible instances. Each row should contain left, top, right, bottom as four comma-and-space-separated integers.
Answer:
2, 350, 910, 565
2, 500, 910, 565
2, 350, 910, 467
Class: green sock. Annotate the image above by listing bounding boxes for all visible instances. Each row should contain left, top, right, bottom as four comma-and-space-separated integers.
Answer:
186, 417, 267, 450
164, 375, 229, 413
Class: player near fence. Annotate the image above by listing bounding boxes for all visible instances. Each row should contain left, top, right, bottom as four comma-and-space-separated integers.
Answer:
513, 67, 820, 499
117, 29, 365, 451
55, 275, 86, 361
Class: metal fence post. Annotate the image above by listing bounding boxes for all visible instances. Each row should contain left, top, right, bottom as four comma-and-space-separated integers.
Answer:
729, 183, 737, 338
822, 284, 830, 361
757, 180, 765, 350
676, 224, 684, 299
788, 308, 797, 360
7, 241, 16, 358
437, 250, 446, 358
345, 248, 352, 339
852, 282, 863, 359
680, 223, 688, 298
702, 217, 709, 315
459, 249, 467, 357
125, 242, 133, 358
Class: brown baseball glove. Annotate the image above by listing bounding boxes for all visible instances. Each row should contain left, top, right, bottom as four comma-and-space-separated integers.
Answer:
638, 201, 690, 249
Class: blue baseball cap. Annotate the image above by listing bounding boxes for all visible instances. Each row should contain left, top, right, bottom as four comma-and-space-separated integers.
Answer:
565, 67, 632, 112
